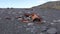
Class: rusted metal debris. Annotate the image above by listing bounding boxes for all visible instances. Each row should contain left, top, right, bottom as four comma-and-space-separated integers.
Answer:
17, 13, 42, 24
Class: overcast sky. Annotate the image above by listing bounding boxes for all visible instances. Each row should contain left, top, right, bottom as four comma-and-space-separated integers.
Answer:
0, 0, 59, 8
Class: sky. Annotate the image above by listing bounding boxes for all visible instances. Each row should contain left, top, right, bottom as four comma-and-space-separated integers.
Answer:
0, 0, 59, 8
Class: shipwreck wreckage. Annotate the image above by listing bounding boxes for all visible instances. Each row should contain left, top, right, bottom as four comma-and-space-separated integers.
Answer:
16, 13, 42, 24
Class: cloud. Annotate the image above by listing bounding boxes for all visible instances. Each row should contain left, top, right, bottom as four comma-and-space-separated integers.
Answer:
50, 0, 60, 1
38, 0, 59, 1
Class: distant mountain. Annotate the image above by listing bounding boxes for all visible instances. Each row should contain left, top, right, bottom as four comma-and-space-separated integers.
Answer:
32, 1, 60, 10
